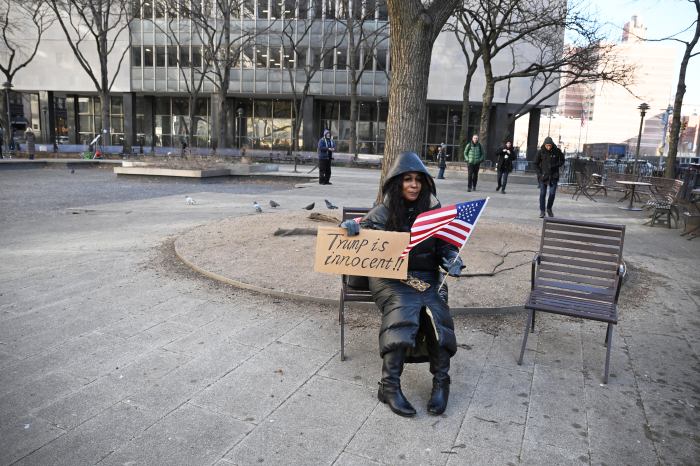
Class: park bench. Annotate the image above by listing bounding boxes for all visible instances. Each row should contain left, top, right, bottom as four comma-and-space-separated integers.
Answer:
517, 218, 626, 384
338, 207, 373, 361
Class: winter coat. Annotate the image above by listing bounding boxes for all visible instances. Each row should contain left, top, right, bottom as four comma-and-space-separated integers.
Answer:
317, 136, 335, 160
360, 151, 459, 362
436, 150, 447, 169
495, 145, 514, 173
535, 137, 565, 183
463, 141, 484, 165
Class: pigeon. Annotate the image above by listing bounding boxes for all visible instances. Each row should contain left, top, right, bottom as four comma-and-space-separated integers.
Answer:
269, 200, 280, 208
302, 202, 315, 211
70, 169, 75, 174
253, 201, 263, 213
324, 199, 338, 209
185, 196, 196, 205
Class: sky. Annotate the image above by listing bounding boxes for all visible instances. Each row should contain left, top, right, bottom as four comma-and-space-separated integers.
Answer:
585, 0, 700, 114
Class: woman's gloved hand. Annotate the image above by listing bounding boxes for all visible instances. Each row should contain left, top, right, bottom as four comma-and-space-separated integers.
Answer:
442, 255, 465, 277
339, 219, 360, 236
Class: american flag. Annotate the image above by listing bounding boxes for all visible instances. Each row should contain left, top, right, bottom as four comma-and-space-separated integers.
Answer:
400, 198, 488, 258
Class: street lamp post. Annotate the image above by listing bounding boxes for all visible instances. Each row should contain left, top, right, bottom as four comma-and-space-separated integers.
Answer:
236, 107, 244, 149
3, 81, 12, 153
634, 102, 650, 174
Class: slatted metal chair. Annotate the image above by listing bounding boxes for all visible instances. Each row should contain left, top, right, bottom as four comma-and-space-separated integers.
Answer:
517, 218, 626, 383
338, 207, 373, 361
645, 179, 684, 228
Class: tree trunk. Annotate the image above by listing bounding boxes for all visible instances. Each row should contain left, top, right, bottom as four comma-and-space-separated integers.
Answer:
1, 89, 9, 152
478, 47, 494, 157
379, 1, 460, 202
98, 30, 111, 148
216, 86, 228, 151
459, 63, 478, 162
99, 90, 110, 149
347, 8, 358, 159
665, 4, 700, 178
380, 12, 432, 200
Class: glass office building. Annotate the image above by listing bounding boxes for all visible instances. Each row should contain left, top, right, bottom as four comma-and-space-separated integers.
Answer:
8, 0, 554, 157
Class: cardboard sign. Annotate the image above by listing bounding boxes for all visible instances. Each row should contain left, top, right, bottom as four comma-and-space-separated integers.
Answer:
314, 227, 409, 279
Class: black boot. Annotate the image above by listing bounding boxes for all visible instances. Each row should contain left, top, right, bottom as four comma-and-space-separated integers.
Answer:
377, 349, 416, 417
427, 347, 451, 415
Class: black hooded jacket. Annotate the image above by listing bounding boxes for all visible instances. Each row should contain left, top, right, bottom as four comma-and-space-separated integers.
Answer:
360, 151, 459, 360
535, 136, 565, 182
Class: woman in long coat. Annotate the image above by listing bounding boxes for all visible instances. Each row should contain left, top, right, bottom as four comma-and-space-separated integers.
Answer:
25, 128, 36, 160
341, 151, 464, 417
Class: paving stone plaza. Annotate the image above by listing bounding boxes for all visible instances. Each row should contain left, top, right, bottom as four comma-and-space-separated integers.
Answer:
0, 162, 698, 465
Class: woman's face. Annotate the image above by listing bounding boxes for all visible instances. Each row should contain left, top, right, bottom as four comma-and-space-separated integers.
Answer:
402, 172, 422, 202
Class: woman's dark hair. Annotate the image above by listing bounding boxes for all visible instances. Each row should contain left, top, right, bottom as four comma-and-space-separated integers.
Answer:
384, 172, 432, 231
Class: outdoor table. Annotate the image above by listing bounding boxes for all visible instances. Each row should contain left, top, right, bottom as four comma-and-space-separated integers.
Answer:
616, 181, 652, 211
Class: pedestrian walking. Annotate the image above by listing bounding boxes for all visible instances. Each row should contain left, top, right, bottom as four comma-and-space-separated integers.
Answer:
317, 129, 336, 185
535, 136, 565, 218
463, 134, 484, 192
25, 128, 36, 160
495, 139, 514, 193
339, 151, 464, 417
436, 144, 447, 179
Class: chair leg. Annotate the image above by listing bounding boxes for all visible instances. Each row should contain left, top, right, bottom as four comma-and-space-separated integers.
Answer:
603, 324, 613, 384
339, 295, 346, 361
518, 309, 534, 365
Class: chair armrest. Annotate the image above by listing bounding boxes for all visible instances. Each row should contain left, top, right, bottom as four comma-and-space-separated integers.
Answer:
614, 262, 625, 303
530, 253, 541, 290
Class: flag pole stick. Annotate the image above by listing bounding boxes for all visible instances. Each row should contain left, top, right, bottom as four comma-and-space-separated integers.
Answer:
438, 197, 490, 292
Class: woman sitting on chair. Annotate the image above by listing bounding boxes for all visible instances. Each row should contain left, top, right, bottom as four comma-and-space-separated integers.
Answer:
340, 151, 464, 417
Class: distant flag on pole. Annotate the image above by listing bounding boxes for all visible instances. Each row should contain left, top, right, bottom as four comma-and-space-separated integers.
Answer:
400, 198, 488, 258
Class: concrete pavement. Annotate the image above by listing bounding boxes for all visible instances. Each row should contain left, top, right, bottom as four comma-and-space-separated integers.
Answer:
0, 163, 698, 465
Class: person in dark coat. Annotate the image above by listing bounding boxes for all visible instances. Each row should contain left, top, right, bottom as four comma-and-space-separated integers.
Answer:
317, 129, 336, 185
534, 136, 565, 218
340, 151, 465, 417
436, 144, 447, 179
495, 140, 514, 193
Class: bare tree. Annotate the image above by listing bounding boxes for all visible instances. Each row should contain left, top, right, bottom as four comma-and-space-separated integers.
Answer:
339, 0, 388, 159
0, 0, 53, 149
279, 5, 345, 152
381, 0, 460, 199
146, 2, 211, 152
446, 8, 482, 159
48, 0, 132, 149
664, 0, 700, 178
453, 0, 633, 156
174, 0, 262, 150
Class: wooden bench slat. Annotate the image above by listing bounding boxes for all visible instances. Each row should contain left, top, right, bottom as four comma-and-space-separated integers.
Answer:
538, 263, 617, 279
541, 246, 620, 263
537, 270, 615, 287
535, 278, 615, 297
541, 254, 620, 272
529, 290, 617, 311
545, 222, 623, 238
543, 231, 623, 246
532, 284, 616, 302
542, 238, 622, 254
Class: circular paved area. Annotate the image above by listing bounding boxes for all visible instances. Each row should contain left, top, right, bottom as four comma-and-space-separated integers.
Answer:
174, 210, 540, 309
